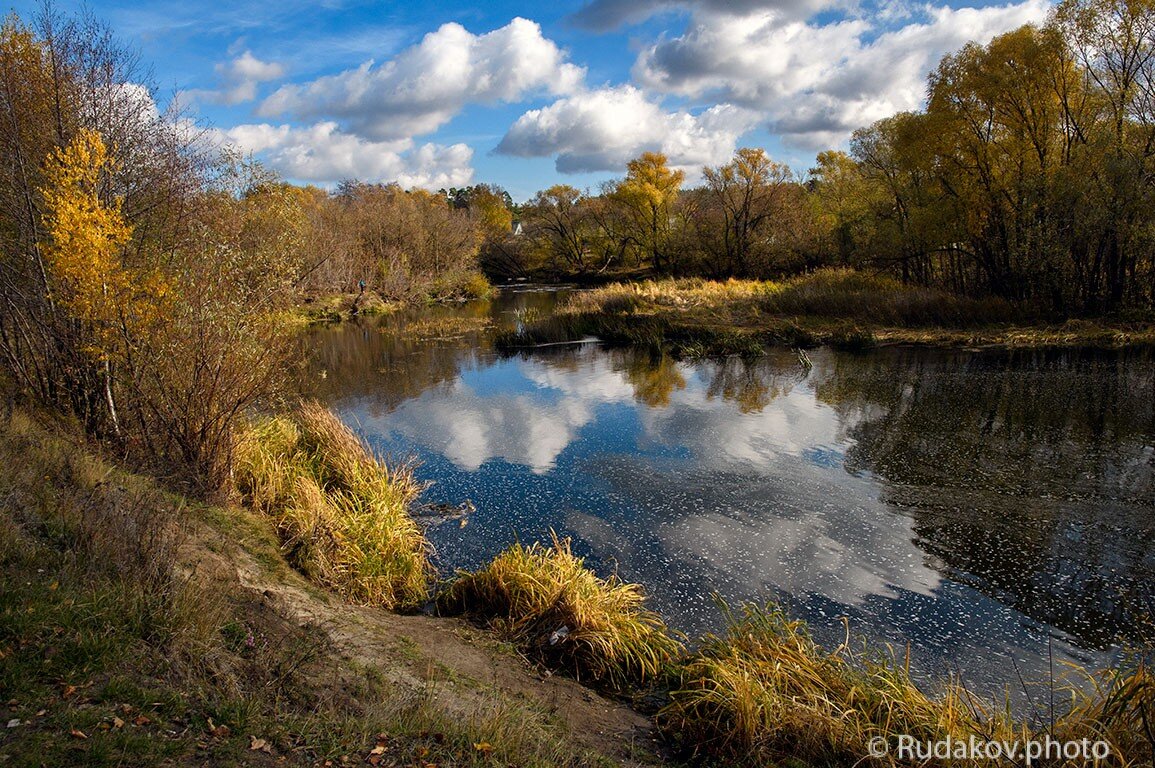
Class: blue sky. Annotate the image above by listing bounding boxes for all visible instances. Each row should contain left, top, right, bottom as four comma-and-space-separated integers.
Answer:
10, 0, 1049, 201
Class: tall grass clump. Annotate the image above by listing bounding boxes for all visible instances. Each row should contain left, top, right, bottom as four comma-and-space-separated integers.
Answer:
659, 602, 1022, 766
661, 601, 1155, 766
1055, 662, 1155, 765
763, 268, 1017, 327
439, 533, 683, 689
235, 401, 433, 610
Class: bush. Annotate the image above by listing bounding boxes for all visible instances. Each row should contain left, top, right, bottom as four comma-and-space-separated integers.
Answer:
438, 533, 683, 689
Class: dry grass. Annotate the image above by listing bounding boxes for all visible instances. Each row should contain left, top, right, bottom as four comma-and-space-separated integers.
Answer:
400, 315, 494, 340
761, 268, 1016, 326
563, 270, 1014, 328
235, 401, 433, 610
439, 533, 683, 689
660, 602, 1154, 767
499, 269, 1155, 354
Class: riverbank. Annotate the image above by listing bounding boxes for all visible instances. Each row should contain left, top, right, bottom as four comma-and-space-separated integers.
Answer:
4, 402, 1153, 766
285, 277, 495, 328
498, 271, 1155, 356
0, 408, 659, 767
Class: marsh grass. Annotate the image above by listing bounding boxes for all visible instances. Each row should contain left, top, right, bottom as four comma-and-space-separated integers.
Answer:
761, 268, 1017, 327
660, 602, 1154, 767
499, 270, 1155, 355
439, 533, 684, 689
401, 314, 494, 340
235, 401, 433, 610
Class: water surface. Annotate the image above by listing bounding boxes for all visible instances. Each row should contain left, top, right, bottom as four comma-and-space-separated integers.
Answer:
304, 288, 1155, 699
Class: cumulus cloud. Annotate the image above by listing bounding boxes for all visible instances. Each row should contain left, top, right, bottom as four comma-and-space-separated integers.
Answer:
570, 0, 835, 31
212, 121, 473, 189
258, 17, 585, 141
189, 50, 286, 106
496, 85, 759, 174
632, 0, 1050, 148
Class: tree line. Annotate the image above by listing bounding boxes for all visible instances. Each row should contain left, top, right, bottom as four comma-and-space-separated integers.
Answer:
499, 0, 1155, 316
1, 0, 1152, 497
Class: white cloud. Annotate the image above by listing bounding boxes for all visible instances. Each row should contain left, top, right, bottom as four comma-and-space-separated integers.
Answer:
569, 0, 838, 31
189, 50, 286, 106
258, 17, 585, 141
212, 121, 473, 189
632, 0, 1050, 148
496, 85, 760, 174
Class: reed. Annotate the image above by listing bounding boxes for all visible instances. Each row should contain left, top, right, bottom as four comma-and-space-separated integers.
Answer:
235, 401, 433, 610
439, 533, 683, 689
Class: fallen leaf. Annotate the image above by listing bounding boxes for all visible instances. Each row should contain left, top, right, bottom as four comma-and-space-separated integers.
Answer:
61, 684, 77, 699
133, 714, 151, 726
6, 719, 20, 729
249, 735, 272, 753
473, 742, 493, 754
70, 728, 87, 739
112, 716, 125, 729
369, 745, 386, 755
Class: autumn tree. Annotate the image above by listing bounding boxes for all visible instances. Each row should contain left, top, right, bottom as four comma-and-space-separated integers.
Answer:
520, 185, 602, 274
1054, 0, 1155, 309
38, 129, 166, 434
808, 150, 881, 266
608, 152, 684, 273
700, 148, 795, 276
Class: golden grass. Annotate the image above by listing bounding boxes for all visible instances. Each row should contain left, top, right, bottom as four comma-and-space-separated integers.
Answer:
761, 268, 1016, 326
439, 533, 683, 689
660, 602, 1154, 767
235, 401, 433, 610
505, 269, 1155, 354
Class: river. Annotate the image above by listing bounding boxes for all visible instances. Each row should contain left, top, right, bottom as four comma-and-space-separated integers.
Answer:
303, 286, 1155, 701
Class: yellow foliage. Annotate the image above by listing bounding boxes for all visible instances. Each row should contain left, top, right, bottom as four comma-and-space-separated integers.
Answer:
616, 151, 683, 213
39, 129, 166, 357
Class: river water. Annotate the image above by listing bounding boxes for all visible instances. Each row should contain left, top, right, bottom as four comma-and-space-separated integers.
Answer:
303, 286, 1155, 699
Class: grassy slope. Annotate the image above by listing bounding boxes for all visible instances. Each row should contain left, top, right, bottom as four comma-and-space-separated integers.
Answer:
500, 271, 1155, 356
0, 409, 660, 767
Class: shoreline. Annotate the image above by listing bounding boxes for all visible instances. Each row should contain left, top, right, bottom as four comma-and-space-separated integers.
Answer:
495, 275, 1155, 356
3, 404, 1153, 766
